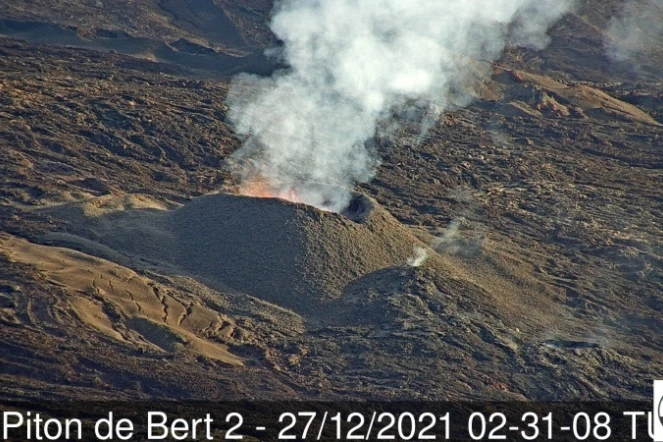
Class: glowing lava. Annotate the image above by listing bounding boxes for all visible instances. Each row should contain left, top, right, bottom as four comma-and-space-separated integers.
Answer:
238, 178, 302, 204
233, 176, 350, 213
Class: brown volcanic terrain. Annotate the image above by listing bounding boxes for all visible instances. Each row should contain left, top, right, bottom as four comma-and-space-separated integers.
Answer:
1, 0, 662, 402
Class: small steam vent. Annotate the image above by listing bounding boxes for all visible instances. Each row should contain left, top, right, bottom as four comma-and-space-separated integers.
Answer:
341, 193, 374, 223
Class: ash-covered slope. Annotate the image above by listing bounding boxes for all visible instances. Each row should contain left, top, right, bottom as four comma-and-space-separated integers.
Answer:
0, 0, 273, 50
172, 192, 429, 313
40, 192, 434, 315
0, 0, 275, 76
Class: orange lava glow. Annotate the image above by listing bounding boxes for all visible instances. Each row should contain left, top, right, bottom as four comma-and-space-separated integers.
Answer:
239, 178, 301, 204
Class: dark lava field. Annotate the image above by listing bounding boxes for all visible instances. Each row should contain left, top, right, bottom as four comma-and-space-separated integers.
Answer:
0, 0, 662, 402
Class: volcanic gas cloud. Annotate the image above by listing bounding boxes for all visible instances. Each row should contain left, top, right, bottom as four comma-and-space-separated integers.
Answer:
227, 0, 574, 212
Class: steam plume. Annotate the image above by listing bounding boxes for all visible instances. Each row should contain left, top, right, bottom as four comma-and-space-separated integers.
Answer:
227, 0, 573, 212
407, 246, 429, 267
605, 0, 663, 63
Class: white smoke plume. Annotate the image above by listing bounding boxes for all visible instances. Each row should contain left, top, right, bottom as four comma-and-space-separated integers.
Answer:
227, 0, 573, 212
407, 246, 429, 267
605, 0, 663, 63
431, 217, 484, 257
